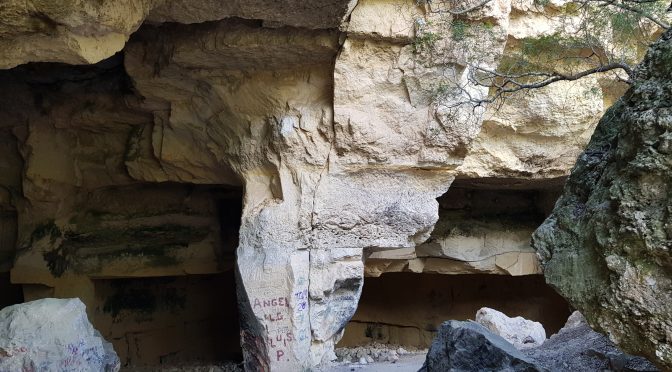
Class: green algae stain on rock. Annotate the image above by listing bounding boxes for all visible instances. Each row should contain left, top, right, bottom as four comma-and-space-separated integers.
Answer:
42, 245, 73, 278
40, 221, 211, 277
102, 278, 187, 321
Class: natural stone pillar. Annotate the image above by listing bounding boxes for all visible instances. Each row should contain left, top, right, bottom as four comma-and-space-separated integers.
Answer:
235, 166, 452, 370
235, 167, 314, 370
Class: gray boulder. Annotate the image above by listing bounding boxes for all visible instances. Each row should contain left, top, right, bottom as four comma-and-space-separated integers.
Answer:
531, 28, 672, 369
0, 298, 120, 372
419, 320, 543, 372
523, 311, 658, 372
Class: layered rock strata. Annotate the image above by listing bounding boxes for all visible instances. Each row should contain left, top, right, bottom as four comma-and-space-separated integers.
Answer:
338, 273, 571, 348
0, 0, 640, 370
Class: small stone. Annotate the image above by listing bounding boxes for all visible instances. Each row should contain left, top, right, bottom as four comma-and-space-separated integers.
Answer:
359, 356, 367, 365
366, 355, 374, 363
397, 347, 407, 355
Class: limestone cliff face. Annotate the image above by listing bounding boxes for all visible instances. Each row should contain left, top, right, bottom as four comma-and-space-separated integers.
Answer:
0, 0, 632, 370
0, 0, 357, 68
533, 29, 672, 369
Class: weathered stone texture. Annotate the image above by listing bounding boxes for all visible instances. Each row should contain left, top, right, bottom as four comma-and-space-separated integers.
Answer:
0, 298, 120, 372
420, 320, 542, 372
0, 0, 357, 68
533, 29, 672, 369
0, 0, 652, 370
475, 307, 546, 349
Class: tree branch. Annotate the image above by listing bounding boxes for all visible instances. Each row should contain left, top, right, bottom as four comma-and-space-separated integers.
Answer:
426, 0, 496, 15
590, 0, 670, 28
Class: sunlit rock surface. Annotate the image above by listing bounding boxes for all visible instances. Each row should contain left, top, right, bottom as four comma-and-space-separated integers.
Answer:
475, 307, 546, 349
0, 0, 639, 370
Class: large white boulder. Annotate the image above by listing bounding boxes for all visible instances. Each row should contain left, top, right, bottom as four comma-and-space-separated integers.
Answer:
0, 298, 120, 372
475, 307, 546, 349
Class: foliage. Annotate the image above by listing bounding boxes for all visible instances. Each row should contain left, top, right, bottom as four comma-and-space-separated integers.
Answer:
413, 30, 443, 53
451, 19, 470, 40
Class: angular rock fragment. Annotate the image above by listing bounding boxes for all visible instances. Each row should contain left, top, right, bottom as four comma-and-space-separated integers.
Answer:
0, 298, 120, 372
523, 311, 658, 372
475, 307, 546, 349
420, 320, 543, 372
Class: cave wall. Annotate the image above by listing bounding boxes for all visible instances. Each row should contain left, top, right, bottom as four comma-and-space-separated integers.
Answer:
365, 179, 563, 276
0, 57, 244, 367
338, 273, 571, 348
0, 0, 642, 370
92, 274, 241, 366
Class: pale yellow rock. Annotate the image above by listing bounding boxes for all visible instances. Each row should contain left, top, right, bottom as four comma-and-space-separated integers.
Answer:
0, 0, 153, 68
495, 252, 541, 276
457, 77, 604, 179
0, 0, 358, 69
347, 0, 422, 40
0, 0, 651, 370
367, 248, 417, 260
147, 0, 358, 28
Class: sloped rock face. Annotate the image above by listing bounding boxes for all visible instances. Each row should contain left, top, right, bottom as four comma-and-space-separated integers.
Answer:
420, 320, 542, 372
523, 311, 658, 371
533, 30, 672, 369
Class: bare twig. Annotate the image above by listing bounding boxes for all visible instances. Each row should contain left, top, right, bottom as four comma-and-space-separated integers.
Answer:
421, 0, 667, 111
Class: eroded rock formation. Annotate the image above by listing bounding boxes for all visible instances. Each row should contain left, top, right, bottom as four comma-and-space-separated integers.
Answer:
533, 29, 672, 369
0, 0, 642, 370
0, 298, 120, 372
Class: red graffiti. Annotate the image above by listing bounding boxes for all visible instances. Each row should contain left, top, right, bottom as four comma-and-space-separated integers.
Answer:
267, 332, 294, 348
253, 297, 290, 309
264, 312, 284, 322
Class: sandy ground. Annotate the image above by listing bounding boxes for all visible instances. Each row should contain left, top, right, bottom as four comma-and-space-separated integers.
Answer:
324, 353, 426, 372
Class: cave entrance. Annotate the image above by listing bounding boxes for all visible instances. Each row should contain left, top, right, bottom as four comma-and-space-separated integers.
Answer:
0, 206, 22, 310
339, 178, 572, 349
85, 185, 245, 368
338, 273, 571, 348
92, 272, 242, 366
8, 183, 246, 368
